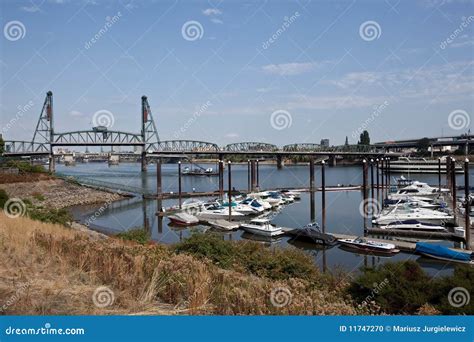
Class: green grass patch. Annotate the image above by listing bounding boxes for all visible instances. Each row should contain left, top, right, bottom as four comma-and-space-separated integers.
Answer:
116, 228, 150, 244
348, 261, 474, 315
174, 232, 319, 281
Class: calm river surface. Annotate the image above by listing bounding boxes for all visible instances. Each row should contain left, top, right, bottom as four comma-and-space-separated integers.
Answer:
58, 162, 474, 276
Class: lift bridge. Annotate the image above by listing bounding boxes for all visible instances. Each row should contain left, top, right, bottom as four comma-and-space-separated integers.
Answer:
2, 92, 387, 172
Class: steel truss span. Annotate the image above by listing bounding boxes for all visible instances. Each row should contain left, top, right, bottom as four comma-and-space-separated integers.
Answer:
156, 140, 219, 152
52, 131, 144, 146
224, 142, 279, 152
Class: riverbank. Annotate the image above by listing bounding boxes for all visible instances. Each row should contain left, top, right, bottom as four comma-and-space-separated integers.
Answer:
0, 177, 125, 210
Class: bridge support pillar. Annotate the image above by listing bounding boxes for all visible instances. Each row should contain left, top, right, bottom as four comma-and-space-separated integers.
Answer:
276, 155, 283, 169
48, 155, 55, 173
329, 155, 337, 167
141, 152, 147, 172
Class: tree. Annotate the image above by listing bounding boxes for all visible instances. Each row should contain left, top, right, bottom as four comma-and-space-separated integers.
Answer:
0, 135, 4, 155
417, 137, 430, 154
358, 131, 370, 145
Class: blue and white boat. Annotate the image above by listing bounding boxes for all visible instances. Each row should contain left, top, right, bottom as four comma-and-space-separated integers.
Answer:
415, 242, 474, 265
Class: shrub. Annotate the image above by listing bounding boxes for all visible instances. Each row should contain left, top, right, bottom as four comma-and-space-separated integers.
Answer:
6, 160, 45, 173
174, 233, 319, 281
0, 189, 8, 208
27, 207, 72, 226
348, 261, 431, 314
116, 228, 150, 244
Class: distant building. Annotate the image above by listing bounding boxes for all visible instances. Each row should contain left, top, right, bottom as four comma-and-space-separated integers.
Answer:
320, 139, 330, 147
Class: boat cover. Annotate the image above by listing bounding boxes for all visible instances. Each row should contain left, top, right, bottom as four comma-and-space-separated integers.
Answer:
415, 242, 473, 262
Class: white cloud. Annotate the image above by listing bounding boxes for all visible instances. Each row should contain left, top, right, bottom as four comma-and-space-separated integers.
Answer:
20, 5, 40, 12
225, 133, 239, 138
211, 18, 223, 24
287, 94, 389, 110
203, 8, 222, 16
70, 110, 84, 117
262, 62, 315, 76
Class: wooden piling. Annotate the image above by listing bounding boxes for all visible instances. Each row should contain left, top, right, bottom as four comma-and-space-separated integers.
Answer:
451, 158, 457, 217
178, 161, 182, 209
156, 158, 162, 199
381, 158, 385, 199
376, 158, 380, 197
247, 160, 251, 193
256, 159, 260, 190
219, 160, 224, 199
309, 158, 315, 192
228, 161, 232, 220
321, 160, 326, 232
438, 157, 441, 191
464, 158, 471, 249
370, 159, 374, 197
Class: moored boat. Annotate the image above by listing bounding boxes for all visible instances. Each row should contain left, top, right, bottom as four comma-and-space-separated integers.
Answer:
415, 242, 474, 265
286, 222, 337, 245
338, 237, 399, 254
167, 212, 199, 226
240, 218, 284, 237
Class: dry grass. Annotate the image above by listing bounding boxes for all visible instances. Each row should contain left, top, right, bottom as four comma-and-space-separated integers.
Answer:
0, 213, 356, 315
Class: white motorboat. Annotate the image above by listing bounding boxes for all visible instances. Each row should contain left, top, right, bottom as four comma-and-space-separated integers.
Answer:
281, 189, 301, 200
251, 192, 282, 208
338, 237, 399, 254
167, 212, 199, 226
207, 219, 240, 231
373, 206, 454, 225
196, 203, 245, 220
239, 198, 265, 213
390, 181, 449, 199
379, 220, 448, 232
240, 218, 284, 237
384, 197, 441, 209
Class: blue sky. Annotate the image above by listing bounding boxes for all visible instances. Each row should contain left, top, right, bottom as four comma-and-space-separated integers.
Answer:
0, 0, 473, 147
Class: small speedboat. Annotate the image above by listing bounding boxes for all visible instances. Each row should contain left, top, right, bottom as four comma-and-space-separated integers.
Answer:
286, 222, 337, 245
196, 203, 245, 220
379, 220, 448, 232
338, 237, 399, 254
168, 212, 199, 226
415, 242, 474, 265
240, 218, 284, 237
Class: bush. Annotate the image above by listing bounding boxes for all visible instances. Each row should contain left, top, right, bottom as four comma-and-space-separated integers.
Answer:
27, 207, 72, 226
348, 261, 474, 315
6, 160, 45, 173
116, 228, 150, 244
0, 189, 8, 208
174, 233, 319, 281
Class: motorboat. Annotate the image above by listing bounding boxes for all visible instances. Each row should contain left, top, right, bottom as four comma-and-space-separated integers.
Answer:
390, 181, 449, 199
167, 212, 199, 226
207, 219, 240, 231
384, 197, 442, 209
338, 237, 399, 254
240, 218, 284, 237
379, 220, 448, 232
251, 192, 282, 208
286, 222, 337, 246
415, 242, 474, 265
239, 198, 265, 213
373, 206, 454, 225
280, 189, 301, 200
196, 203, 245, 220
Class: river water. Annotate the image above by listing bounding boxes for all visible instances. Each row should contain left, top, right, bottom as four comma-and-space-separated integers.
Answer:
59, 162, 474, 276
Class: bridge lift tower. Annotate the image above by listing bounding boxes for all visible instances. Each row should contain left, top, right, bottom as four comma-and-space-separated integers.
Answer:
30, 91, 160, 172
